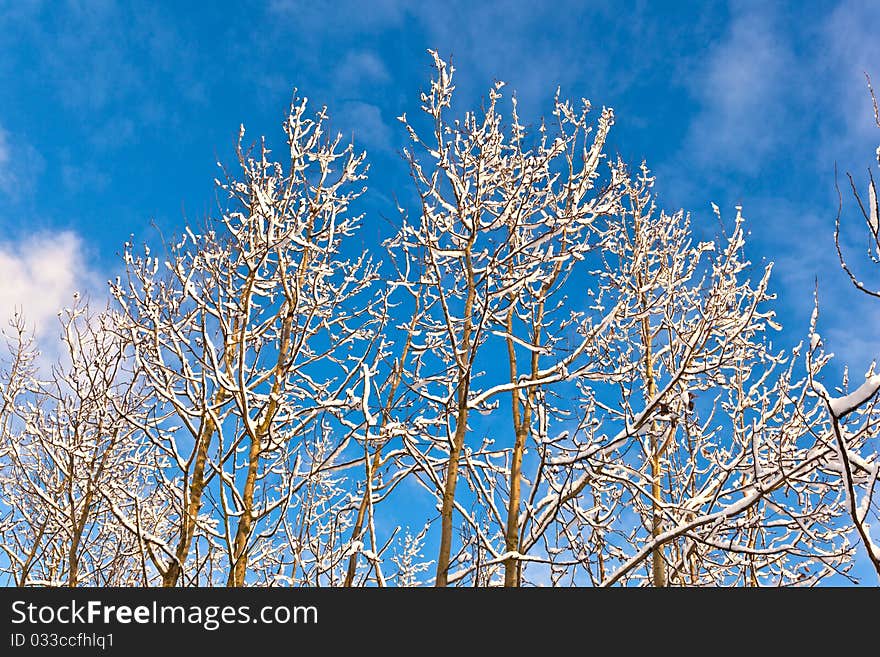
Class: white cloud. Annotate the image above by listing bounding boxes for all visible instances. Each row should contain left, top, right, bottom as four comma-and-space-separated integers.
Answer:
61, 162, 110, 194
0, 126, 13, 195
334, 101, 393, 153
0, 123, 44, 200
680, 8, 794, 175
816, 0, 880, 170
0, 231, 102, 354
335, 50, 390, 90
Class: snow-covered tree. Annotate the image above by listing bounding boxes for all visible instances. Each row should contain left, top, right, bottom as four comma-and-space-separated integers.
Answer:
379, 53, 853, 586
110, 96, 384, 586
1, 53, 875, 588
824, 75, 880, 579
385, 51, 626, 585
0, 303, 160, 586
558, 178, 852, 586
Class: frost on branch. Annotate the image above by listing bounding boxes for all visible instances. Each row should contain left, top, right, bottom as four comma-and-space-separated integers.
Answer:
808, 329, 880, 581
2, 54, 876, 587
0, 304, 164, 586
835, 73, 880, 299
527, 184, 853, 587
386, 49, 628, 585
808, 75, 880, 580
827, 375, 880, 418
820, 74, 880, 580
375, 53, 853, 587
110, 94, 383, 586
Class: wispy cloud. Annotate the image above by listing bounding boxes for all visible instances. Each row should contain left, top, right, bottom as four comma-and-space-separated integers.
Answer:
652, 1, 880, 378
810, 0, 880, 371
334, 50, 391, 90
413, 2, 585, 116
330, 51, 394, 152
0, 2, 206, 147
334, 101, 393, 153
816, 0, 880, 170
61, 162, 110, 194
0, 127, 10, 193
825, 302, 880, 375
0, 124, 44, 201
0, 231, 102, 354
679, 7, 795, 176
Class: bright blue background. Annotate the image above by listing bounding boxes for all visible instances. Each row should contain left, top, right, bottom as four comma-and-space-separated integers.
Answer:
0, 0, 877, 584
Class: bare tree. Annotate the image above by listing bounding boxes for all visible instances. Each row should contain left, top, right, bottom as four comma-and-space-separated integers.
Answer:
823, 74, 880, 579
110, 96, 383, 586
574, 182, 852, 586
0, 302, 159, 586
387, 51, 625, 585
835, 74, 880, 301
1, 54, 875, 588
420, 162, 853, 586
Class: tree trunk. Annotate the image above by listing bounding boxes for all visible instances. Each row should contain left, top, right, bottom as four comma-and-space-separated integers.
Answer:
435, 245, 475, 587
642, 312, 666, 588
435, 376, 469, 587
163, 408, 217, 587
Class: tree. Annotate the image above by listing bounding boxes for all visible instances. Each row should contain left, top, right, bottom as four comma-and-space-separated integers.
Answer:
0, 303, 160, 586
823, 74, 880, 579
573, 182, 851, 586
110, 96, 383, 586
384, 53, 853, 586
1, 53, 875, 587
387, 51, 626, 585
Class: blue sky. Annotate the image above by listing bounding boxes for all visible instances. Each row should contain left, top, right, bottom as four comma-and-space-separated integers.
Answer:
0, 0, 878, 368
0, 0, 878, 585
